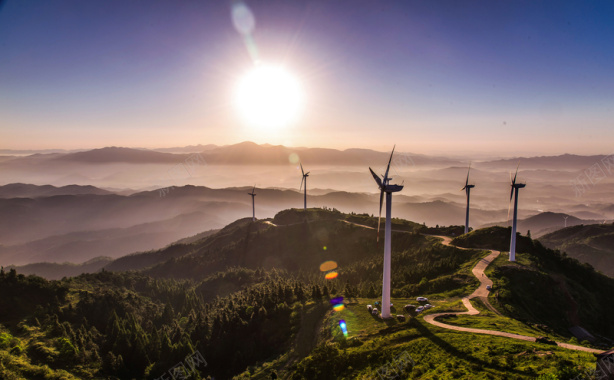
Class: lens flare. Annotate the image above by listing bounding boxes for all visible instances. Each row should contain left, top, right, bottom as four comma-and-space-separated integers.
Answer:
339, 320, 348, 336
330, 296, 344, 311
325, 271, 338, 280
231, 2, 255, 35
320, 261, 337, 272
288, 153, 299, 164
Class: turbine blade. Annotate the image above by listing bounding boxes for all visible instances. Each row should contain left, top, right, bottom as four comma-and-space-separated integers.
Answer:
369, 167, 383, 189
300, 177, 304, 192
300, 162, 304, 176
252, 185, 256, 194
512, 162, 520, 185
465, 163, 471, 188
507, 188, 514, 221
383, 145, 395, 181
377, 190, 383, 242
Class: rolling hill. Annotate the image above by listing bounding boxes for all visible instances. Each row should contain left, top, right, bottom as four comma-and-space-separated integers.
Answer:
2, 209, 612, 379
53, 147, 186, 164
538, 223, 614, 277
0, 142, 462, 167
7, 257, 113, 280
480, 211, 604, 237
477, 154, 610, 170
453, 226, 614, 340
0, 183, 111, 198
0, 184, 514, 267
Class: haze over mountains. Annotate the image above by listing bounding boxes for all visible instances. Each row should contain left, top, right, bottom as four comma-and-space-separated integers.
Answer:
1, 142, 613, 277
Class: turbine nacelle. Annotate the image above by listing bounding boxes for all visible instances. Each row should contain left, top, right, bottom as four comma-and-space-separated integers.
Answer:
385, 184, 404, 193
299, 162, 310, 191
368, 145, 404, 242
461, 163, 475, 191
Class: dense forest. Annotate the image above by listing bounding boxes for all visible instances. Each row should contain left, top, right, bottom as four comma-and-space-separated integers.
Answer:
1, 209, 612, 379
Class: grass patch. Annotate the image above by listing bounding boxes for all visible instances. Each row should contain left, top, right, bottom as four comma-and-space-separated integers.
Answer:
435, 298, 566, 341
273, 298, 597, 379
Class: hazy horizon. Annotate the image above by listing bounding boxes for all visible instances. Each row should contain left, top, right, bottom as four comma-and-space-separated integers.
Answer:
2, 1, 614, 156
2, 141, 614, 160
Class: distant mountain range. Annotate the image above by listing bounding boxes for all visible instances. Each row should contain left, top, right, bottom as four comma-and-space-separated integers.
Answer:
7, 257, 113, 280
480, 211, 606, 237
0, 183, 111, 198
476, 153, 611, 170
0, 182, 503, 266
2, 142, 611, 168
2, 142, 459, 166
2, 181, 607, 269
54, 146, 187, 163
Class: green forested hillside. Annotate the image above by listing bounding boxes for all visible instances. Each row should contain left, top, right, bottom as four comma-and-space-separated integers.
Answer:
1, 210, 611, 379
453, 226, 614, 341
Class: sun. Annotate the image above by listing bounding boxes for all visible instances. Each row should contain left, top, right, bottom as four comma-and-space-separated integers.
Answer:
235, 64, 303, 130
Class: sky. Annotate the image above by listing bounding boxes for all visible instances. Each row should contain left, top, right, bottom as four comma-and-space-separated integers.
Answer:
1, 0, 614, 156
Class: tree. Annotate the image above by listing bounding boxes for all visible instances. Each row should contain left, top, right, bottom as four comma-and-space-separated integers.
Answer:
311, 285, 322, 300
322, 285, 330, 298
343, 281, 353, 299
367, 284, 377, 298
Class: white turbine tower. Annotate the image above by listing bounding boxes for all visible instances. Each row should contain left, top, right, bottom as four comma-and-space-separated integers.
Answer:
508, 164, 526, 262
563, 216, 568, 228
299, 163, 310, 211
248, 185, 256, 222
369, 146, 404, 319
461, 163, 475, 235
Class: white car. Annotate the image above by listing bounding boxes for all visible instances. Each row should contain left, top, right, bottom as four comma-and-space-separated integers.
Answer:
424, 304, 433, 309
415, 306, 425, 313
416, 297, 428, 302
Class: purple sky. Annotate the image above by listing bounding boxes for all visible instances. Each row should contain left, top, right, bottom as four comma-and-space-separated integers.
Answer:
1, 0, 613, 156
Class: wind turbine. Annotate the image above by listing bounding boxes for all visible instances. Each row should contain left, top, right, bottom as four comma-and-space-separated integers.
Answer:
299, 163, 310, 211
563, 216, 568, 228
369, 146, 404, 319
507, 164, 526, 262
248, 185, 256, 222
461, 163, 475, 234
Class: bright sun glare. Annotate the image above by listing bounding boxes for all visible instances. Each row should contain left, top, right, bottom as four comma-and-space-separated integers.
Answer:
235, 65, 303, 130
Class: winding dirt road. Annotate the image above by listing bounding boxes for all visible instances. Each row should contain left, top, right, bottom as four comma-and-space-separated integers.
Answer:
276, 218, 604, 353
424, 236, 604, 354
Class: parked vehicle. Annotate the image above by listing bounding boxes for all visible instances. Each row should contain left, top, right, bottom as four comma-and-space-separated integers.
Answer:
415, 306, 425, 313
396, 315, 406, 321
486, 285, 492, 291
416, 297, 428, 302
372, 308, 379, 316
424, 304, 433, 309
404, 304, 416, 312
367, 305, 373, 312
